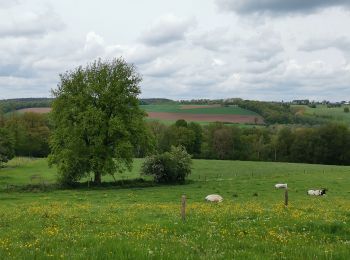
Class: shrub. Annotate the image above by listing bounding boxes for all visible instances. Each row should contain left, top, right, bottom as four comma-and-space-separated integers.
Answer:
344, 107, 349, 113
141, 146, 192, 184
308, 104, 316, 108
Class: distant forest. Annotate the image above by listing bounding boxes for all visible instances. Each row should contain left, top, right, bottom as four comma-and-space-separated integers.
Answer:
0, 98, 174, 113
1, 111, 350, 166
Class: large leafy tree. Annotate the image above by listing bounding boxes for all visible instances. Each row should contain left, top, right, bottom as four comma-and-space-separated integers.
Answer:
49, 58, 148, 184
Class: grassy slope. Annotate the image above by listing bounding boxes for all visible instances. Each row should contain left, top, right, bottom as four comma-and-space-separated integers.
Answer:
0, 158, 349, 259
294, 104, 350, 124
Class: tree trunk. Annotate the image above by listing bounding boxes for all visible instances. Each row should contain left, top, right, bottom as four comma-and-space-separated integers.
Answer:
94, 172, 101, 185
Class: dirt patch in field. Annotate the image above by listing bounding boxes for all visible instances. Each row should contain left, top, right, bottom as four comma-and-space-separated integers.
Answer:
17, 107, 52, 114
147, 112, 264, 124
180, 104, 222, 109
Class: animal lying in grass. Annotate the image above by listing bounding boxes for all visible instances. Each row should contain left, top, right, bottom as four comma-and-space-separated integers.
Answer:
205, 194, 223, 202
275, 183, 288, 189
307, 189, 327, 196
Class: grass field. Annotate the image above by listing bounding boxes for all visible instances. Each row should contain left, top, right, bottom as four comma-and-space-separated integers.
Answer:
0, 158, 349, 259
293, 104, 350, 124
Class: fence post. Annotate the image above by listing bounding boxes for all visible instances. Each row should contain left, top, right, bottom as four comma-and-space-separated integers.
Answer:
284, 188, 288, 207
181, 195, 186, 221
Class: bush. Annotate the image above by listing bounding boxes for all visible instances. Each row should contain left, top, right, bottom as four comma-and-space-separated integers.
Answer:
141, 146, 192, 184
344, 107, 349, 113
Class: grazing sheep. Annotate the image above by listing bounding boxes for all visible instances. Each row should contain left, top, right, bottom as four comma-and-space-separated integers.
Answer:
205, 194, 223, 203
307, 189, 326, 196
275, 183, 288, 189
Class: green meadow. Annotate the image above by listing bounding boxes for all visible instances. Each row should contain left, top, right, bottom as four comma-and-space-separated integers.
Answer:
294, 104, 350, 124
0, 158, 349, 259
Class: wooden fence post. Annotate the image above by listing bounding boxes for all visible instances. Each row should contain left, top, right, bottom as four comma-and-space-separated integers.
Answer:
284, 188, 288, 207
181, 195, 186, 221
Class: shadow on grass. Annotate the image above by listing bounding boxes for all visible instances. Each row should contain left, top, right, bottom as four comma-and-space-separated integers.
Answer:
0, 178, 194, 193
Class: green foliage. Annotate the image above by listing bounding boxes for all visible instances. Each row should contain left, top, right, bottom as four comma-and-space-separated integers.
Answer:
49, 58, 148, 185
154, 120, 203, 156
344, 107, 349, 113
175, 119, 188, 128
0, 128, 15, 167
308, 103, 317, 108
5, 113, 50, 157
149, 120, 350, 165
141, 146, 192, 183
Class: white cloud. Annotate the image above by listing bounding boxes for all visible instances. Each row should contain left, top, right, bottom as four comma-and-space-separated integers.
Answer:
140, 14, 196, 46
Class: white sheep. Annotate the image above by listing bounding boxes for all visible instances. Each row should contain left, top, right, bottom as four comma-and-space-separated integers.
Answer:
205, 194, 223, 203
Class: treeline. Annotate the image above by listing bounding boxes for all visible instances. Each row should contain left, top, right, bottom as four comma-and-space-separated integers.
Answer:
147, 120, 350, 165
1, 111, 349, 166
0, 112, 50, 158
0, 98, 174, 113
0, 98, 53, 113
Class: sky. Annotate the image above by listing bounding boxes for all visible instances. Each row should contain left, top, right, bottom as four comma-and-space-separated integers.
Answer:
1, 0, 350, 101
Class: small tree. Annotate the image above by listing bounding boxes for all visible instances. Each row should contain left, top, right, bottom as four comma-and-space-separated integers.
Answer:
49, 58, 149, 185
344, 107, 349, 113
141, 146, 192, 184
0, 128, 15, 167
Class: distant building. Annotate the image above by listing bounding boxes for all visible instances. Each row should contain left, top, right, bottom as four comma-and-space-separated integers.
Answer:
292, 99, 309, 105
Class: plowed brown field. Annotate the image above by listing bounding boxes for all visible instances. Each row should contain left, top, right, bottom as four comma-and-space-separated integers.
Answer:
17, 107, 52, 114
15, 107, 264, 124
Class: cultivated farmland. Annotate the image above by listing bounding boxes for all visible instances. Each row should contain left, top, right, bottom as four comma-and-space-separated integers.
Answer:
13, 104, 264, 125
15, 107, 52, 114
0, 158, 349, 259
141, 104, 264, 124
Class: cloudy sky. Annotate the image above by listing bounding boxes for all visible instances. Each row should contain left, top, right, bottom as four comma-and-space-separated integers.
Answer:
1, 0, 350, 101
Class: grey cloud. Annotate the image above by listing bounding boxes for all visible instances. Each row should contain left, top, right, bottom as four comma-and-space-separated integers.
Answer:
243, 30, 284, 62
142, 57, 183, 78
0, 9, 65, 38
140, 15, 196, 46
0, 0, 19, 8
216, 0, 350, 15
190, 28, 237, 52
300, 36, 350, 53
245, 58, 284, 74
